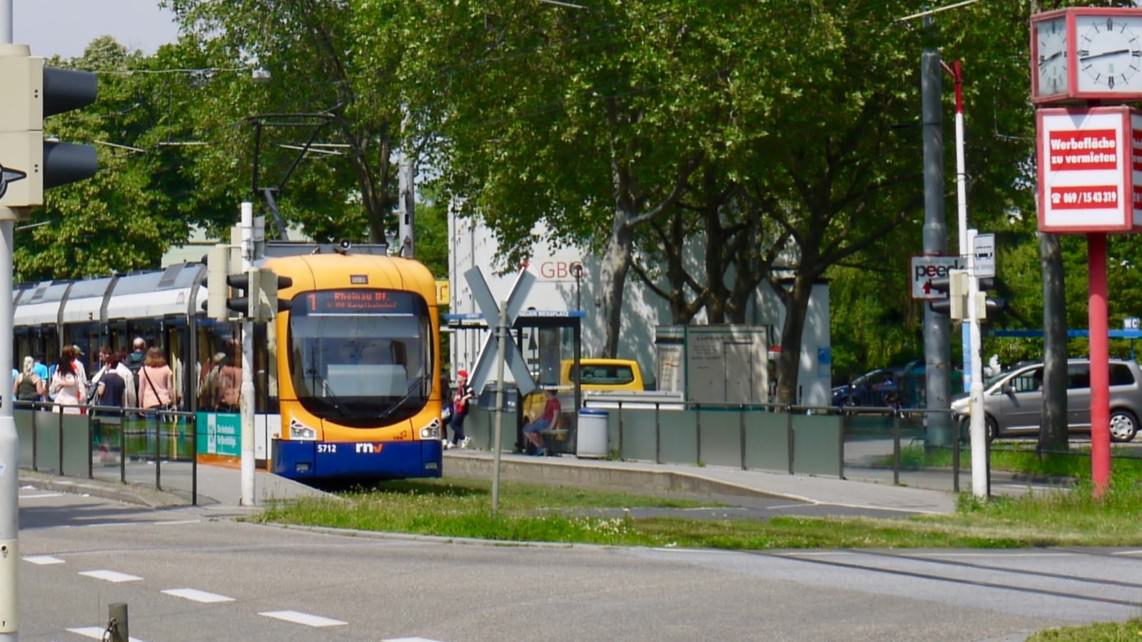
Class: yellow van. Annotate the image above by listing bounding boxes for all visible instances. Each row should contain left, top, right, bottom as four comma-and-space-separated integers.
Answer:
521, 358, 644, 430
562, 358, 645, 392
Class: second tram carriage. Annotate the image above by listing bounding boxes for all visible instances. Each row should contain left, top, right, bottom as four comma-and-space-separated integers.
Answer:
12, 245, 444, 481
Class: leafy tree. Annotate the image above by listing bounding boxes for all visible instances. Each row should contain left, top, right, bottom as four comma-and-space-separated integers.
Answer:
165, 0, 413, 244
16, 38, 188, 280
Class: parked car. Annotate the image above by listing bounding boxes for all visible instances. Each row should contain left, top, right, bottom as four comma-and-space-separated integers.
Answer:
949, 358, 1141, 442
522, 358, 646, 422
832, 367, 903, 408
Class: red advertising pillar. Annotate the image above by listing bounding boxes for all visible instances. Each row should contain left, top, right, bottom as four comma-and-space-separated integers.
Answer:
1088, 232, 1111, 496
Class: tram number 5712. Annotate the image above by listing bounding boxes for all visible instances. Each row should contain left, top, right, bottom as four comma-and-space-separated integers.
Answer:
317, 444, 337, 454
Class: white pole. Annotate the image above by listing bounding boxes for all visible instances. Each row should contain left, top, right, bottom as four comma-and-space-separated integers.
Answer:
0, 209, 19, 641
967, 230, 987, 498
490, 301, 507, 516
240, 203, 256, 506
956, 104, 973, 394
0, 11, 22, 637
949, 62, 986, 499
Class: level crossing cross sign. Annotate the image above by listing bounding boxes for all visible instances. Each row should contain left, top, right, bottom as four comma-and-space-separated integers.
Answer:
465, 266, 538, 396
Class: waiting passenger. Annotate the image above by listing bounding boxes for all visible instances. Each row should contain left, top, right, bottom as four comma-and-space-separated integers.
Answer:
114, 350, 137, 408
521, 387, 561, 456
92, 347, 127, 411
14, 356, 45, 403
49, 348, 83, 414
125, 337, 147, 384
139, 347, 176, 411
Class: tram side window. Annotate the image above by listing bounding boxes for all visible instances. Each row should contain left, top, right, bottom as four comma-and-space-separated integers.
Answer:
197, 323, 242, 413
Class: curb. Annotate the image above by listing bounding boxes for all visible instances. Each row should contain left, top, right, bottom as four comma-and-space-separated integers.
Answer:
19, 470, 191, 509
443, 453, 796, 502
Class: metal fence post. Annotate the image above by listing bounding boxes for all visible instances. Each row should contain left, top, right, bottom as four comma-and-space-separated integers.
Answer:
153, 412, 161, 491
786, 405, 794, 475
87, 412, 93, 479
191, 413, 198, 506
837, 411, 846, 479
57, 408, 64, 474
739, 405, 746, 471
618, 400, 625, 461
695, 404, 702, 466
952, 412, 960, 494
653, 400, 661, 464
985, 429, 991, 498
32, 407, 38, 472
119, 408, 126, 484
892, 411, 901, 486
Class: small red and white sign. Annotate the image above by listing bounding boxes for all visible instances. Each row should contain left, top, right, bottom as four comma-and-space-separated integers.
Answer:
1037, 106, 1142, 233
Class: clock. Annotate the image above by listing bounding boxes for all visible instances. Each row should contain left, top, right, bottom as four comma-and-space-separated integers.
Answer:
1075, 13, 1142, 93
1034, 16, 1068, 98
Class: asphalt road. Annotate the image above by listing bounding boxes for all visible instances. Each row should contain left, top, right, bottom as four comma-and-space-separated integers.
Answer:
14, 486, 1142, 642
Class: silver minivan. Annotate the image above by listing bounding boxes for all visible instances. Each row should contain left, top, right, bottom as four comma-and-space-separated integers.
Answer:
950, 359, 1140, 442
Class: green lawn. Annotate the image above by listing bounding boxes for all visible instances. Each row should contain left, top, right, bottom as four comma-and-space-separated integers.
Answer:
1026, 618, 1142, 641
255, 475, 1142, 550
888, 443, 1142, 482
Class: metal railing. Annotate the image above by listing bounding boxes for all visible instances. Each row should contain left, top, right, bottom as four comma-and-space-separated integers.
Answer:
12, 400, 198, 504
466, 400, 990, 494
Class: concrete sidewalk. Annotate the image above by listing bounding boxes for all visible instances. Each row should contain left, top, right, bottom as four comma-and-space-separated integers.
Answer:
442, 450, 959, 514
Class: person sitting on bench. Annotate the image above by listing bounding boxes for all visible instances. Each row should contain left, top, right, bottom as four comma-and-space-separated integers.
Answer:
522, 387, 561, 456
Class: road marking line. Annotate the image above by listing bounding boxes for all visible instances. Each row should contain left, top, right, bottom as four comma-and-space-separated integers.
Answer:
1112, 549, 1142, 556
67, 626, 148, 641
259, 610, 346, 627
162, 588, 235, 603
79, 570, 142, 583
154, 519, 202, 526
23, 555, 64, 565
19, 492, 64, 499
908, 552, 1071, 558
765, 503, 809, 510
385, 638, 447, 642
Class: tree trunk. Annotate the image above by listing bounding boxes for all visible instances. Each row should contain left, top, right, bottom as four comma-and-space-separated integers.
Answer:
599, 213, 634, 357
775, 272, 815, 405
1038, 231, 1069, 452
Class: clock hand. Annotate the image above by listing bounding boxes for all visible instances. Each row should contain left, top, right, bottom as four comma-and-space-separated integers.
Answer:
1079, 48, 1132, 61
1039, 50, 1064, 66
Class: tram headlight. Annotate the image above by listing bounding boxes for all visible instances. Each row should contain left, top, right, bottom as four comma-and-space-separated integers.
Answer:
419, 417, 442, 440
289, 418, 317, 441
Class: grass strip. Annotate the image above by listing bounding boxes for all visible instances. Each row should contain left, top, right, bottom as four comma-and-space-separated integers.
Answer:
1026, 618, 1142, 641
255, 476, 1142, 550
885, 443, 1142, 481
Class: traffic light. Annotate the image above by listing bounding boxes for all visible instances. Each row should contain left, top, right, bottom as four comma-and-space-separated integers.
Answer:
224, 268, 293, 322
0, 45, 98, 210
204, 244, 229, 321
251, 267, 293, 323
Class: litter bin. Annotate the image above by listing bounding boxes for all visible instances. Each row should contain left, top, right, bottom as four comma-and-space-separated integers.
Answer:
576, 408, 608, 458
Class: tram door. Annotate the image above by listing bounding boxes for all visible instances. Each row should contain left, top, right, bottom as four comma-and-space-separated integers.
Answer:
165, 323, 185, 408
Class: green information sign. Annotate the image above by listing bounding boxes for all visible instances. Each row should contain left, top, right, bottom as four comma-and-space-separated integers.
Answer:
196, 411, 241, 457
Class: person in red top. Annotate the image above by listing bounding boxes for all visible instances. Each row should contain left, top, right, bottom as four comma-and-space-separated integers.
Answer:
522, 387, 561, 456
446, 370, 474, 449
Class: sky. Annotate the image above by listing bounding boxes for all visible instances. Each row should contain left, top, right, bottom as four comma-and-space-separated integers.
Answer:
12, 0, 180, 59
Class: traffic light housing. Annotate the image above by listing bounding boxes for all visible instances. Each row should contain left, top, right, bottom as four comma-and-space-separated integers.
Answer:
928, 270, 1001, 321
0, 45, 98, 210
224, 268, 293, 322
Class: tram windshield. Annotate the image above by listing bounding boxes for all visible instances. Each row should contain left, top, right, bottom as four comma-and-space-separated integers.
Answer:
289, 289, 433, 426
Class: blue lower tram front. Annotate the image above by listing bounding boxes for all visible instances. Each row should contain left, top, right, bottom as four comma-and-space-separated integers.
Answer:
272, 439, 443, 480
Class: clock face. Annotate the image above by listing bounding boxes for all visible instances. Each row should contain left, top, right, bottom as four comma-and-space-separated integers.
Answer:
1076, 14, 1142, 93
1035, 17, 1068, 96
